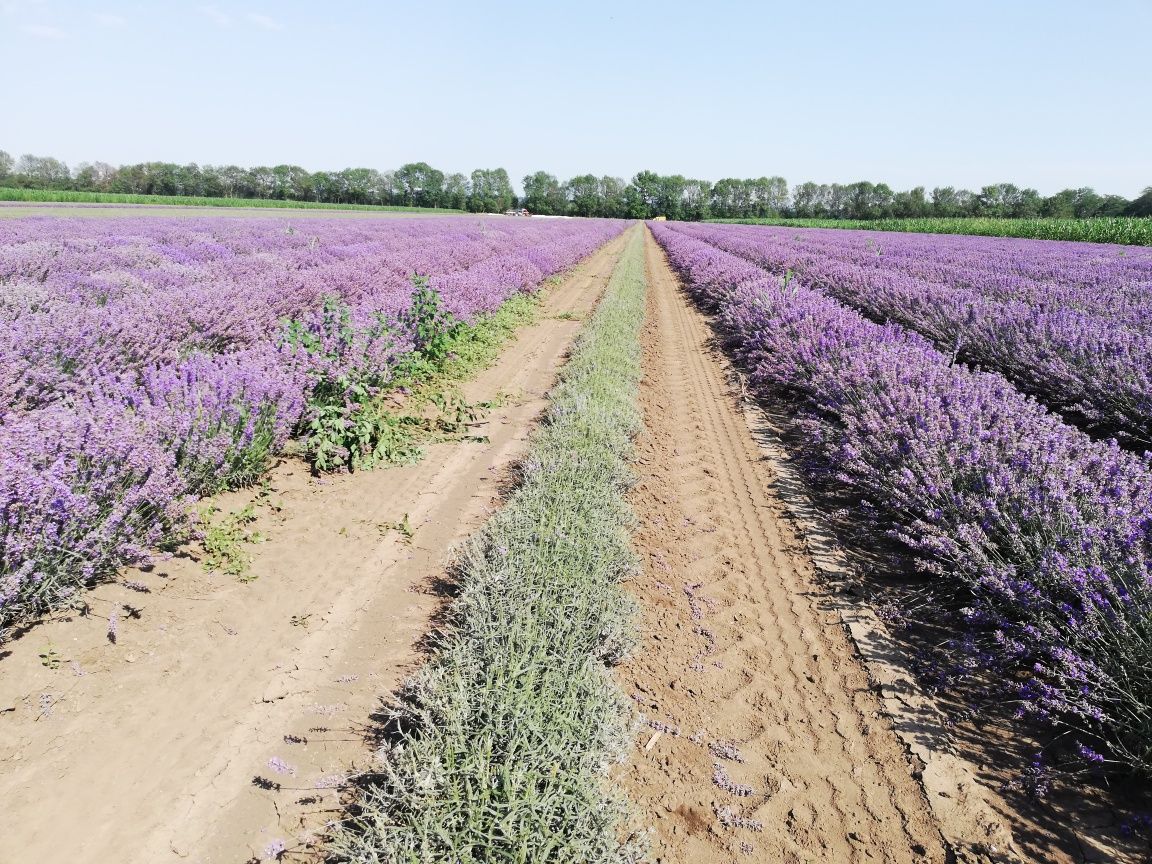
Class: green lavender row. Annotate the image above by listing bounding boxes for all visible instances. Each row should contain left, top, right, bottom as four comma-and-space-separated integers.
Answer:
330, 226, 648, 863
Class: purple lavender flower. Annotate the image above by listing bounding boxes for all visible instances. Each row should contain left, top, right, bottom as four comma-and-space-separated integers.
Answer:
709, 740, 746, 763
712, 762, 755, 797
267, 756, 296, 776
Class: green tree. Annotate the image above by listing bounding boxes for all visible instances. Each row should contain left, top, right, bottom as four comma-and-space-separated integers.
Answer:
629, 171, 662, 218
204, 165, 252, 199
378, 170, 399, 205
16, 154, 71, 189
892, 186, 929, 218
1097, 194, 1129, 216
976, 183, 1029, 217
619, 183, 647, 219
200, 165, 225, 198
174, 163, 206, 197
1127, 187, 1152, 217
521, 171, 567, 215
598, 176, 626, 217
710, 178, 738, 218
468, 168, 515, 212
396, 162, 445, 208
110, 163, 143, 194
72, 161, 117, 192
340, 168, 385, 204
467, 169, 495, 212
1014, 187, 1043, 217
566, 173, 601, 217
0, 150, 13, 182
1044, 187, 1107, 218
681, 179, 712, 221
654, 174, 687, 220
790, 181, 816, 218
748, 176, 788, 217
931, 186, 961, 217
1042, 188, 1077, 218
845, 181, 893, 219
791, 182, 833, 217
729, 179, 756, 218
269, 164, 313, 200
310, 171, 346, 203
442, 172, 470, 210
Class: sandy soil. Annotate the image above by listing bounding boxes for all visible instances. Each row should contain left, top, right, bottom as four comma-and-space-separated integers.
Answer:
616, 229, 953, 864
0, 228, 632, 864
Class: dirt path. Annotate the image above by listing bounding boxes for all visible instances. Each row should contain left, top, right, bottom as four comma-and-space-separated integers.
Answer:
0, 228, 633, 864
616, 229, 951, 863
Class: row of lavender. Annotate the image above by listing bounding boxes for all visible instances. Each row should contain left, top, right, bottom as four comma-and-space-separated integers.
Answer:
0, 217, 623, 416
671, 222, 1152, 446
0, 215, 626, 631
649, 221, 1152, 777
691, 223, 1152, 322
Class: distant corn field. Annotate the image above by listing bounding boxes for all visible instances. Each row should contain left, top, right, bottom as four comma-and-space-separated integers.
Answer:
707, 215, 1152, 246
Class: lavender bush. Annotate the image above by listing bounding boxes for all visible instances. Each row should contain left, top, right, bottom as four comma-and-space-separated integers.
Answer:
650, 222, 1152, 777
0, 215, 625, 632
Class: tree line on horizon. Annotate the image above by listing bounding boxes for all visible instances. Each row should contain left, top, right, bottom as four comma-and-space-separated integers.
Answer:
2, 150, 1150, 220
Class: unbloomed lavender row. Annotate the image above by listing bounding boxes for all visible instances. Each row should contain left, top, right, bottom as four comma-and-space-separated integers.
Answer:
649, 221, 1152, 776
670, 222, 1152, 445
0, 216, 627, 631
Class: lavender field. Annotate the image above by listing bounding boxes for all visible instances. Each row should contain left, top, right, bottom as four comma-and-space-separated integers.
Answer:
0, 214, 624, 630
4, 209, 1149, 862
650, 220, 1152, 779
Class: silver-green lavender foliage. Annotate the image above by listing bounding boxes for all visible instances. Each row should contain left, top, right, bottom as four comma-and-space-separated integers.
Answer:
330, 227, 648, 863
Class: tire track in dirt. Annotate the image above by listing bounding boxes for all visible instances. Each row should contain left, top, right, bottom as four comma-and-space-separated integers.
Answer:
0, 228, 635, 864
616, 228, 947, 863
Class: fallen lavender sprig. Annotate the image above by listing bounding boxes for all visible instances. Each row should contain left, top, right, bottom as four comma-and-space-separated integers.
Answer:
715, 803, 764, 831
646, 718, 681, 737
712, 762, 755, 797
708, 740, 746, 763
267, 756, 296, 776
683, 583, 705, 621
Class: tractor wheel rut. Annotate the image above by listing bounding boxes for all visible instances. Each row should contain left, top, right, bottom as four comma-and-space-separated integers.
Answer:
617, 227, 949, 864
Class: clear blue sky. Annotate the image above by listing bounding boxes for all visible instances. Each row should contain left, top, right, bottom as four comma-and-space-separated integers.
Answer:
2, 0, 1149, 196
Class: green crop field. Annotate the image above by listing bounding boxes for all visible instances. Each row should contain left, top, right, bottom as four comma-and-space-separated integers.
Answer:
707, 215, 1152, 245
